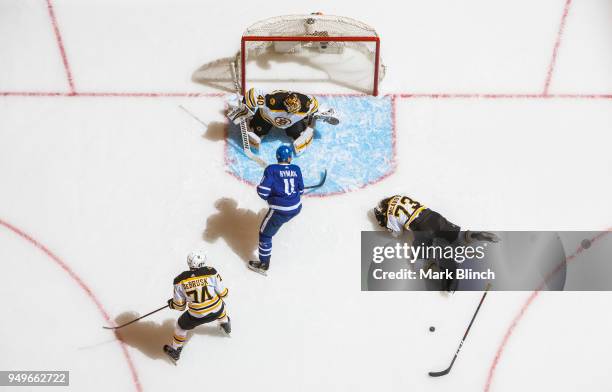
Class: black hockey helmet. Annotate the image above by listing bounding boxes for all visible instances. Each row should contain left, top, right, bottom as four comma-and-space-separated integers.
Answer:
373, 197, 391, 227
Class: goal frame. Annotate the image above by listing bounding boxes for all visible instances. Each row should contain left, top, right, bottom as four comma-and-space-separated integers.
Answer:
240, 35, 382, 96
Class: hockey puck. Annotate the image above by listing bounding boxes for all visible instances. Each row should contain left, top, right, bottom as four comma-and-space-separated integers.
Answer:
581, 239, 591, 249
429, 326, 435, 332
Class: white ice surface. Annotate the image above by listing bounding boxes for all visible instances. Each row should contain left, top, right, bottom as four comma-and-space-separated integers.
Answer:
1, 1, 612, 392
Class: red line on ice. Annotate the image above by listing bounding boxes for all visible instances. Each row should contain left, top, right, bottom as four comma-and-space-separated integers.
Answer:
2, 91, 612, 99
484, 230, 611, 392
397, 93, 612, 100
45, 0, 75, 94
543, 0, 573, 95
0, 91, 224, 98
0, 219, 143, 392
389, 94, 398, 172
75, 92, 225, 98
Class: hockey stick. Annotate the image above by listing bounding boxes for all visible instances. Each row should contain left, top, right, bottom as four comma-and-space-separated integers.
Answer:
102, 304, 169, 330
428, 283, 491, 377
178, 104, 208, 127
304, 169, 327, 190
229, 62, 267, 169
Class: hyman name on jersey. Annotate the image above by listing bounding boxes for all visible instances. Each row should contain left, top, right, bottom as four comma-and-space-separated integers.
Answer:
279, 170, 298, 178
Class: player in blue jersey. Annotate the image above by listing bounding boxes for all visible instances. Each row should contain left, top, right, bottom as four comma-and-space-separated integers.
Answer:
248, 145, 304, 275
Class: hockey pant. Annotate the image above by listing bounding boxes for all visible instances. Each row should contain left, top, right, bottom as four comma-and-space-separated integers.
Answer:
410, 209, 461, 291
171, 306, 228, 349
249, 110, 308, 139
258, 207, 301, 265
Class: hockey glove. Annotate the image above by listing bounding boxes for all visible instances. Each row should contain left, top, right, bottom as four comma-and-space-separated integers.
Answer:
226, 94, 254, 125
167, 298, 180, 310
227, 104, 254, 125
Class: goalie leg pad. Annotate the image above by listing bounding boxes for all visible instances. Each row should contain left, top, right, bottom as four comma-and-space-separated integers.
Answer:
293, 127, 314, 155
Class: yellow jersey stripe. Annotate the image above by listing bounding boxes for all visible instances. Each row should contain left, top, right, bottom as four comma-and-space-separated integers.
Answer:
405, 206, 427, 227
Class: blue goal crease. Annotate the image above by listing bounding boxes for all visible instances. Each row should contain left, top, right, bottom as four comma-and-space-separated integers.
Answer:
225, 96, 395, 196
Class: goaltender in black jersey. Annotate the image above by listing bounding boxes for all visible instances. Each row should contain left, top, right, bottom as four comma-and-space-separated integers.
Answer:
163, 250, 231, 364
226, 88, 338, 155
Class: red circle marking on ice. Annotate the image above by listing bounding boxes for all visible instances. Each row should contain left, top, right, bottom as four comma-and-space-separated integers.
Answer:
0, 219, 143, 392
484, 230, 610, 391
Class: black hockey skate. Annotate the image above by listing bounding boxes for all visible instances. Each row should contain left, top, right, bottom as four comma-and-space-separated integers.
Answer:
248, 260, 269, 276
163, 345, 182, 365
220, 316, 231, 336
467, 231, 500, 243
442, 276, 458, 294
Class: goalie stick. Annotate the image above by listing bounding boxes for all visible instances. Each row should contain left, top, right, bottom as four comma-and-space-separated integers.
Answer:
428, 283, 491, 377
103, 304, 168, 330
230, 62, 267, 168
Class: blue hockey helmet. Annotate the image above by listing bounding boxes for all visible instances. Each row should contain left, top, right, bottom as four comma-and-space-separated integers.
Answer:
276, 145, 293, 163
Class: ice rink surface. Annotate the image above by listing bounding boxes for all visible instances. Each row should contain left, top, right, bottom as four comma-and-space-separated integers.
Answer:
1, 0, 612, 391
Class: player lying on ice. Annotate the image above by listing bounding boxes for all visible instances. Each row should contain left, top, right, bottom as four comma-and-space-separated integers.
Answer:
163, 250, 231, 364
226, 88, 339, 155
373, 195, 500, 292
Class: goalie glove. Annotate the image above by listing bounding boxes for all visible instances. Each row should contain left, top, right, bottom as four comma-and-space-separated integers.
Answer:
227, 104, 254, 125
226, 93, 254, 125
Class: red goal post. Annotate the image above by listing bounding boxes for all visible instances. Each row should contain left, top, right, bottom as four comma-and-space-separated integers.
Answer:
239, 14, 385, 96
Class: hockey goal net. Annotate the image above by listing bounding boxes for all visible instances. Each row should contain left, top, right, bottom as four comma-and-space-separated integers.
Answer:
193, 13, 385, 96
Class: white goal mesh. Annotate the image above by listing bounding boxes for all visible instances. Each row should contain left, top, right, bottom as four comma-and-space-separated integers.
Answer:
192, 13, 385, 95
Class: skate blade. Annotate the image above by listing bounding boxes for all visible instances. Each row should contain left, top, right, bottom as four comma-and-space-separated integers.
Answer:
163, 348, 179, 366
220, 326, 232, 337
247, 264, 268, 276
164, 354, 178, 366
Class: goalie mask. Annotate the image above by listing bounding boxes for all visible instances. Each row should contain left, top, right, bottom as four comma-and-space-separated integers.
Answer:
187, 250, 207, 270
283, 93, 302, 113
374, 198, 391, 228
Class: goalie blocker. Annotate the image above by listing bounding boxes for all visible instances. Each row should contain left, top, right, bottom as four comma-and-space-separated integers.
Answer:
226, 88, 339, 155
